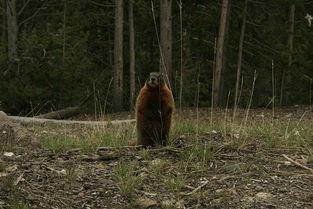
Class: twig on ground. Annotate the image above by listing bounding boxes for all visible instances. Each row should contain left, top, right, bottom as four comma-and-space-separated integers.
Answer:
183, 180, 209, 195
66, 148, 81, 153
184, 185, 195, 190
97, 145, 143, 151
282, 154, 313, 174
14, 173, 24, 186
80, 152, 121, 161
147, 146, 182, 153
136, 190, 158, 197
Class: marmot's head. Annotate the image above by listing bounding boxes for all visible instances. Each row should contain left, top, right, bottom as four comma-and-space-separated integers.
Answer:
146, 72, 165, 88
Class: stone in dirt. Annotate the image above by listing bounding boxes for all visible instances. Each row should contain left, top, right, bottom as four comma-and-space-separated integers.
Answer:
0, 111, 39, 146
135, 198, 157, 208
256, 192, 274, 200
161, 199, 185, 208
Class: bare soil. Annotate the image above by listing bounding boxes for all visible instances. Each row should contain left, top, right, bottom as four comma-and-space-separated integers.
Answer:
0, 107, 313, 209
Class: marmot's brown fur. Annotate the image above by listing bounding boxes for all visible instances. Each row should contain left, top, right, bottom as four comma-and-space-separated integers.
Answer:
133, 72, 174, 147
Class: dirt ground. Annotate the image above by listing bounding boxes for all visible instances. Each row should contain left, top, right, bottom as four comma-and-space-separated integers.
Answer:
0, 107, 313, 209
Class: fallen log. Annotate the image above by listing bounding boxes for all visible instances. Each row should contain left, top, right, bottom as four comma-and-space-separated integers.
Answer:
9, 116, 135, 127
34, 106, 80, 119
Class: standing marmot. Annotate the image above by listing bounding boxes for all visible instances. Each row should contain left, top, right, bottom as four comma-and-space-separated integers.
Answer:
134, 72, 174, 147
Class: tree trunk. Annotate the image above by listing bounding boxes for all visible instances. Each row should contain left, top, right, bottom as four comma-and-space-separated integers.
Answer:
219, 0, 231, 107
113, 0, 124, 111
129, 0, 135, 110
213, 0, 229, 107
6, 0, 18, 62
62, 0, 66, 65
160, 0, 172, 87
178, 0, 183, 109
233, 0, 248, 114
1, 0, 6, 45
280, 4, 295, 106
286, 4, 295, 105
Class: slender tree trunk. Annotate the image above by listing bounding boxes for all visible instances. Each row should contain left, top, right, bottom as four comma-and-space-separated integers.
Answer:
129, 0, 135, 110
178, 0, 183, 109
286, 4, 295, 105
6, 0, 18, 62
213, 0, 229, 107
113, 0, 124, 111
62, 0, 66, 65
219, 0, 231, 107
280, 4, 295, 106
1, 0, 6, 45
108, 32, 113, 66
280, 70, 286, 106
160, 0, 172, 87
233, 0, 248, 115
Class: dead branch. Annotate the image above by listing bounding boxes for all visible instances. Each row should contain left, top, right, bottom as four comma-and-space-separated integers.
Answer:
80, 152, 120, 161
97, 145, 142, 151
14, 173, 24, 186
183, 180, 209, 195
147, 146, 182, 153
282, 154, 313, 174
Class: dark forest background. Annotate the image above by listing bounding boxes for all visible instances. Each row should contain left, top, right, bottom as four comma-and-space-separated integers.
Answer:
0, 0, 312, 116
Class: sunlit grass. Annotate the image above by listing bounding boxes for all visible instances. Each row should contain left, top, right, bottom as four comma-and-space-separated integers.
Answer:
36, 112, 312, 159
114, 162, 140, 196
39, 124, 135, 153
170, 119, 229, 138
243, 120, 313, 150
165, 174, 186, 194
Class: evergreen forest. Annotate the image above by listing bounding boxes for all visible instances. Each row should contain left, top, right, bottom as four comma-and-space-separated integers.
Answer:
0, 0, 312, 115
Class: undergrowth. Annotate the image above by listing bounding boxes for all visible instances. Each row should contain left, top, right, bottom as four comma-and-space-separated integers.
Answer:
114, 162, 140, 196
35, 114, 312, 157
39, 125, 135, 153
